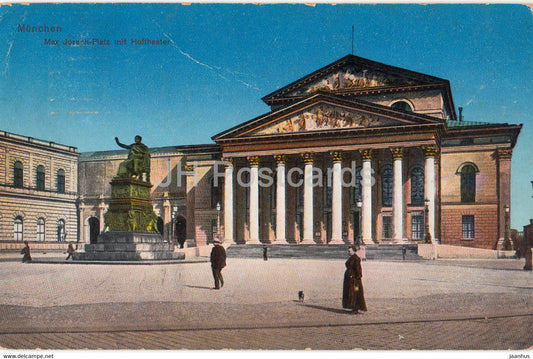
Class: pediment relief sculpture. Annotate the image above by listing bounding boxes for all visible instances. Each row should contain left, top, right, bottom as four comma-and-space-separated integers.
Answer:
288, 67, 416, 97
252, 104, 393, 136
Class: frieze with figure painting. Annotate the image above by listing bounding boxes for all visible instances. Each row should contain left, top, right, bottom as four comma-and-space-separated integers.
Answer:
287, 65, 417, 97
251, 103, 398, 135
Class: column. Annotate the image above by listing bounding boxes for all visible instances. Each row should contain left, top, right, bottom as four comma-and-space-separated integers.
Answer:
248, 156, 260, 243
274, 155, 287, 243
391, 147, 404, 242
302, 152, 315, 244
360, 149, 373, 244
223, 158, 234, 243
496, 148, 512, 248
77, 199, 85, 244
422, 145, 438, 241
330, 151, 343, 244
98, 195, 106, 232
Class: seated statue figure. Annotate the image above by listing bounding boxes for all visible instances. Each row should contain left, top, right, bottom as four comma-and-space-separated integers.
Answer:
115, 136, 150, 182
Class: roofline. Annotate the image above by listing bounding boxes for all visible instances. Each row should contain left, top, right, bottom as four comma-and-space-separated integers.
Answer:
0, 129, 78, 155
261, 54, 450, 103
444, 122, 523, 148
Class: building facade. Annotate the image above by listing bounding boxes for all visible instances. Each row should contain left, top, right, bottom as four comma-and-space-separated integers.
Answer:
0, 55, 522, 251
0, 130, 79, 251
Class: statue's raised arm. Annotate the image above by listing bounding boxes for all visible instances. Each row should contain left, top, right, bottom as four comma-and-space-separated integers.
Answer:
114, 135, 151, 182
115, 137, 131, 150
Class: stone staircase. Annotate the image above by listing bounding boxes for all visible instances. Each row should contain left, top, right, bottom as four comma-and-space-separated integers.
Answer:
225, 243, 422, 260
74, 231, 185, 261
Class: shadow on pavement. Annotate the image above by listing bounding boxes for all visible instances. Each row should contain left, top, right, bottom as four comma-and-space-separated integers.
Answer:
300, 303, 349, 314
185, 284, 214, 290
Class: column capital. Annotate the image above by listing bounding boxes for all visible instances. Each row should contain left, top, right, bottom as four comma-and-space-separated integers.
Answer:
274, 154, 287, 165
359, 149, 373, 161
421, 144, 439, 158
390, 147, 404, 160
496, 148, 512, 160
302, 152, 315, 164
248, 156, 260, 167
330, 151, 343, 163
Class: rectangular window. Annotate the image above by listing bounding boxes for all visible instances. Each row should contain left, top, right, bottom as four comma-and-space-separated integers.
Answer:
382, 216, 393, 239
462, 215, 475, 239
411, 214, 424, 240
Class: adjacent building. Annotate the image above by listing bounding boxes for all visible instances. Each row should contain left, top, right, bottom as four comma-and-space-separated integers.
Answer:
0, 131, 78, 251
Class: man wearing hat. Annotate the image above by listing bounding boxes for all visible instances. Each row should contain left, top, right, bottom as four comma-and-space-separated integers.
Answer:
210, 240, 226, 290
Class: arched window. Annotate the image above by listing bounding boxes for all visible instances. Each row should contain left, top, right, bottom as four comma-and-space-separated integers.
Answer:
36, 165, 45, 191
391, 101, 413, 113
14, 216, 23, 241
460, 164, 477, 203
411, 166, 425, 205
57, 169, 65, 193
382, 163, 393, 207
57, 219, 66, 242
14, 161, 23, 188
37, 218, 45, 241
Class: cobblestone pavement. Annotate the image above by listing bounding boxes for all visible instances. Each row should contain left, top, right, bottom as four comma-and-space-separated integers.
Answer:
0, 256, 532, 350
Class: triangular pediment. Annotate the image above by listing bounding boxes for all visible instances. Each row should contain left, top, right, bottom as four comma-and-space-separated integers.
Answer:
213, 94, 443, 141
262, 55, 449, 105
251, 103, 397, 136
284, 65, 417, 98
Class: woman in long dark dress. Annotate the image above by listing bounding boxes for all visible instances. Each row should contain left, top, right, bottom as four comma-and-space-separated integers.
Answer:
342, 245, 367, 314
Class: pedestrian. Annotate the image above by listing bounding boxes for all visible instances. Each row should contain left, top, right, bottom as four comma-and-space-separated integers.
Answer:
21, 241, 32, 263
210, 240, 226, 289
263, 246, 268, 261
342, 245, 367, 314
65, 242, 75, 260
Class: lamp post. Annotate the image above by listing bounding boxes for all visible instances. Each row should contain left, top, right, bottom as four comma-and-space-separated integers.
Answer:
356, 201, 363, 246
503, 204, 511, 250
216, 202, 221, 243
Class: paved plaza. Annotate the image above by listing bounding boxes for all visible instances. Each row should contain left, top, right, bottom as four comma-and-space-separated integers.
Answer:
0, 254, 532, 351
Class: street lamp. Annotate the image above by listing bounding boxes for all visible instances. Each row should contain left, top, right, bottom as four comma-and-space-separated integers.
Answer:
503, 205, 511, 250
216, 202, 221, 243
424, 199, 432, 244
356, 201, 363, 246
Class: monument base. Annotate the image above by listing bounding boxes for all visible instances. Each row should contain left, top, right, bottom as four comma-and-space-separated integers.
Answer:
74, 231, 185, 261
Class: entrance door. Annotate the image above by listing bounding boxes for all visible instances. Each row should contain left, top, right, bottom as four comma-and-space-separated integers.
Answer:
175, 215, 187, 248
88, 217, 100, 244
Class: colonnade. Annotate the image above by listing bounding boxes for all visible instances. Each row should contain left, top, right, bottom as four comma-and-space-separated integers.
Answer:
223, 145, 438, 244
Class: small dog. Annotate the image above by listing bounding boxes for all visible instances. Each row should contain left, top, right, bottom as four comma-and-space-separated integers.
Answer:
298, 291, 305, 302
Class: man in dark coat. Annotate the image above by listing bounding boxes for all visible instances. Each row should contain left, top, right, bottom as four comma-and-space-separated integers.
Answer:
210, 240, 226, 289
342, 245, 367, 314
21, 241, 32, 263
65, 243, 75, 260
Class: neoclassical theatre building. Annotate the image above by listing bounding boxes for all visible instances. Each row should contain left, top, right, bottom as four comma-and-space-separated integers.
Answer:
1, 55, 523, 251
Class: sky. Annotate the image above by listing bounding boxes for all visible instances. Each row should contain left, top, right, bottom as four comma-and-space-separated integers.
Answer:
0, 3, 531, 228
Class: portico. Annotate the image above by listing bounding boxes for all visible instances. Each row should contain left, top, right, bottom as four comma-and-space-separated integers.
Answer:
219, 143, 439, 245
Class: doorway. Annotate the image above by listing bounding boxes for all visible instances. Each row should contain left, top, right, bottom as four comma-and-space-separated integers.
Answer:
88, 217, 100, 244
175, 215, 187, 248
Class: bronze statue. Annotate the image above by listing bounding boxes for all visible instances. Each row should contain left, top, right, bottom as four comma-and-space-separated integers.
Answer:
115, 136, 150, 182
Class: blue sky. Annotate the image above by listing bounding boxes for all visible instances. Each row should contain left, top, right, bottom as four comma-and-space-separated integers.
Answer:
0, 3, 531, 228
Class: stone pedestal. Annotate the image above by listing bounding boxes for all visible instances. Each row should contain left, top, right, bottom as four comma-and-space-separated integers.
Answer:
76, 177, 184, 261
75, 232, 184, 261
